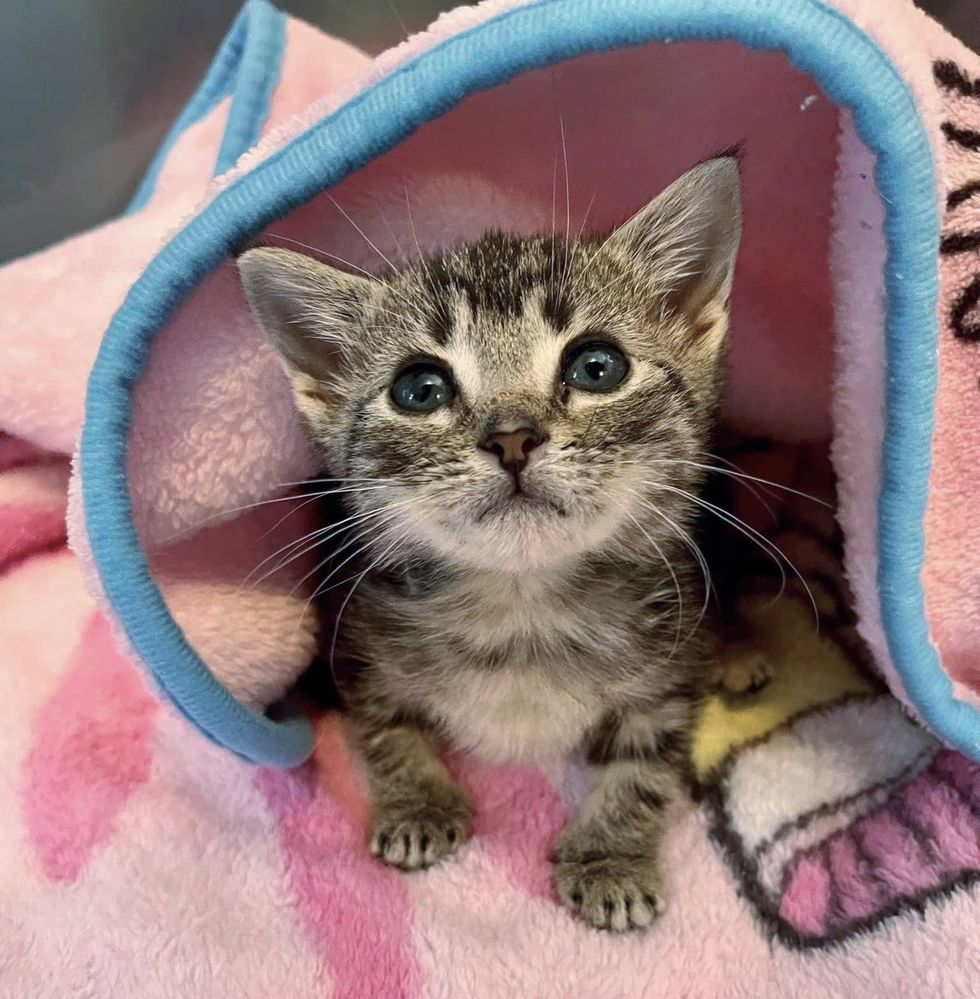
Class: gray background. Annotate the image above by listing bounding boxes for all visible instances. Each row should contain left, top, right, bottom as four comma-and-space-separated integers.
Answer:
0, 0, 976, 263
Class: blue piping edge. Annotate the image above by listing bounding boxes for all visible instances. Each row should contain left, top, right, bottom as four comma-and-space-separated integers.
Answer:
82, 0, 980, 766
126, 0, 285, 214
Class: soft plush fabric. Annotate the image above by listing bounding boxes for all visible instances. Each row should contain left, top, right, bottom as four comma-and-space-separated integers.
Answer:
22, 0, 973, 763
2, 432, 979, 996
2, 0, 980, 991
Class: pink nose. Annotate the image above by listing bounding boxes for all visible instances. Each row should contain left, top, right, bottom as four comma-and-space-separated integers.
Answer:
479, 428, 544, 475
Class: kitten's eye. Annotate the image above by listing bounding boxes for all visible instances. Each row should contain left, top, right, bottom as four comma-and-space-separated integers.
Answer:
390, 363, 456, 413
562, 342, 629, 393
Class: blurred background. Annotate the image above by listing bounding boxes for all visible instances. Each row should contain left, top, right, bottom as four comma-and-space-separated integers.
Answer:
0, 0, 976, 263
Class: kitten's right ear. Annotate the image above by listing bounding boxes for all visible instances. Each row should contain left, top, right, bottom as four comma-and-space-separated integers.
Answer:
238, 247, 376, 382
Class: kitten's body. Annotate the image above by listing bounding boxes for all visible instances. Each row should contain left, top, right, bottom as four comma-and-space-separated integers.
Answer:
240, 159, 742, 932
338, 554, 705, 762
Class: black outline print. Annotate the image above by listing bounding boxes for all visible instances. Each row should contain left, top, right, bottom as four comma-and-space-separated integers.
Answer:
936, 61, 980, 347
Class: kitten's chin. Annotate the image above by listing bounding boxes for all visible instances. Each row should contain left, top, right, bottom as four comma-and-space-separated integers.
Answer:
476, 491, 567, 526
438, 497, 620, 572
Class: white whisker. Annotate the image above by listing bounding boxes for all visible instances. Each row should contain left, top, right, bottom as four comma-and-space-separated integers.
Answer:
327, 195, 401, 279
264, 232, 424, 326
560, 113, 571, 251
154, 484, 393, 547
328, 527, 410, 674
380, 208, 411, 267
616, 501, 684, 657
575, 192, 597, 243
402, 181, 435, 285
244, 501, 403, 590
250, 485, 394, 545
293, 499, 415, 597
660, 456, 833, 509
647, 480, 820, 628
550, 151, 559, 271
626, 491, 713, 645
650, 458, 776, 520
278, 476, 398, 487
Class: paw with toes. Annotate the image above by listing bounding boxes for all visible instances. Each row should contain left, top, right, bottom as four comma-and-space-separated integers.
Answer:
554, 842, 665, 932
369, 788, 471, 871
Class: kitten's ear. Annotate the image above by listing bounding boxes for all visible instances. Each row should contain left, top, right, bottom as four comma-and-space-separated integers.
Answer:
605, 157, 742, 341
238, 247, 376, 382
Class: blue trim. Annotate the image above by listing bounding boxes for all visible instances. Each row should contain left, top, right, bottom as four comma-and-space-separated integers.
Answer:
82, 0, 980, 766
126, 0, 285, 214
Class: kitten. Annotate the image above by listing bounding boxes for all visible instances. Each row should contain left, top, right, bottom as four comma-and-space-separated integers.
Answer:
239, 158, 742, 932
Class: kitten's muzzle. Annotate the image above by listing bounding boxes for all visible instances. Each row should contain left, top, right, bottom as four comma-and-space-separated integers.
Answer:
479, 427, 546, 486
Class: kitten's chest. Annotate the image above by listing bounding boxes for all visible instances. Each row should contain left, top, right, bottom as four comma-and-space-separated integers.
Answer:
406, 572, 642, 761
432, 665, 601, 762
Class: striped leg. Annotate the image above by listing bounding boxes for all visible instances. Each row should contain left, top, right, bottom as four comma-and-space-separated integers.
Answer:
356, 719, 473, 872
554, 703, 693, 931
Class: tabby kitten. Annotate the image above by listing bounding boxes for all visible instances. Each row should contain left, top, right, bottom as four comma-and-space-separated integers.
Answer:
239, 158, 742, 932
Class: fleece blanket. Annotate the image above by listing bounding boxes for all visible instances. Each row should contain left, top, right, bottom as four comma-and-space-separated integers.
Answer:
1, 0, 980, 994
3, 433, 980, 995
3, 0, 972, 765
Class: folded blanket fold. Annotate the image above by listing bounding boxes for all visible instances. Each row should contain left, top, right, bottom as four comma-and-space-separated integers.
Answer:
1, 1, 979, 993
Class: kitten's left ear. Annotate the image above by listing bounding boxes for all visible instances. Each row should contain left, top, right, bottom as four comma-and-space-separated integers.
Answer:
605, 157, 742, 345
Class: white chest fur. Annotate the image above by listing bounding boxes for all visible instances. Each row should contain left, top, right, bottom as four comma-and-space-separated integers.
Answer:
431, 666, 600, 763
401, 568, 633, 762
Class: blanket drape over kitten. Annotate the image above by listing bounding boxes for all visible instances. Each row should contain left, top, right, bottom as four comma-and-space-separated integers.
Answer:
46, 0, 979, 763
2, 0, 980, 989
1, 2, 978, 760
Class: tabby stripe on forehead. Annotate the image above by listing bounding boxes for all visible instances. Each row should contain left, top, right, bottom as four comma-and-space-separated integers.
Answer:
427, 292, 457, 346
427, 244, 525, 320
543, 286, 574, 331
422, 261, 465, 347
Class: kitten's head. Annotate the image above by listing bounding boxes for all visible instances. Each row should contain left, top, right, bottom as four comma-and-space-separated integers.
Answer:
239, 158, 741, 572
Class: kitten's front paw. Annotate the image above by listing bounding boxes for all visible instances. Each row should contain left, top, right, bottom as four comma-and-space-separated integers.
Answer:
553, 838, 665, 932
369, 786, 472, 872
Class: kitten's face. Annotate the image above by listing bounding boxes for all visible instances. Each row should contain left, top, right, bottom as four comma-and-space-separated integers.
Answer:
240, 159, 741, 572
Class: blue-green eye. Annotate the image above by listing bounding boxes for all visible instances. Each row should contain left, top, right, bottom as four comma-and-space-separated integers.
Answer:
562, 342, 629, 393
390, 363, 455, 413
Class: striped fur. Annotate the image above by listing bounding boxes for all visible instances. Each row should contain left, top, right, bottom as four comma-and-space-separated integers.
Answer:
239, 159, 742, 930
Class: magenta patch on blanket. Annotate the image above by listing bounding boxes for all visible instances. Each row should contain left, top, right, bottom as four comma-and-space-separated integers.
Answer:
257, 759, 421, 999
778, 753, 980, 939
454, 756, 567, 900
21, 614, 158, 882
0, 433, 49, 473
255, 715, 568, 997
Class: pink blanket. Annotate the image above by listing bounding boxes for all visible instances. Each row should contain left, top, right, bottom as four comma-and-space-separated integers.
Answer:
2, 433, 979, 994
2, 0, 979, 993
